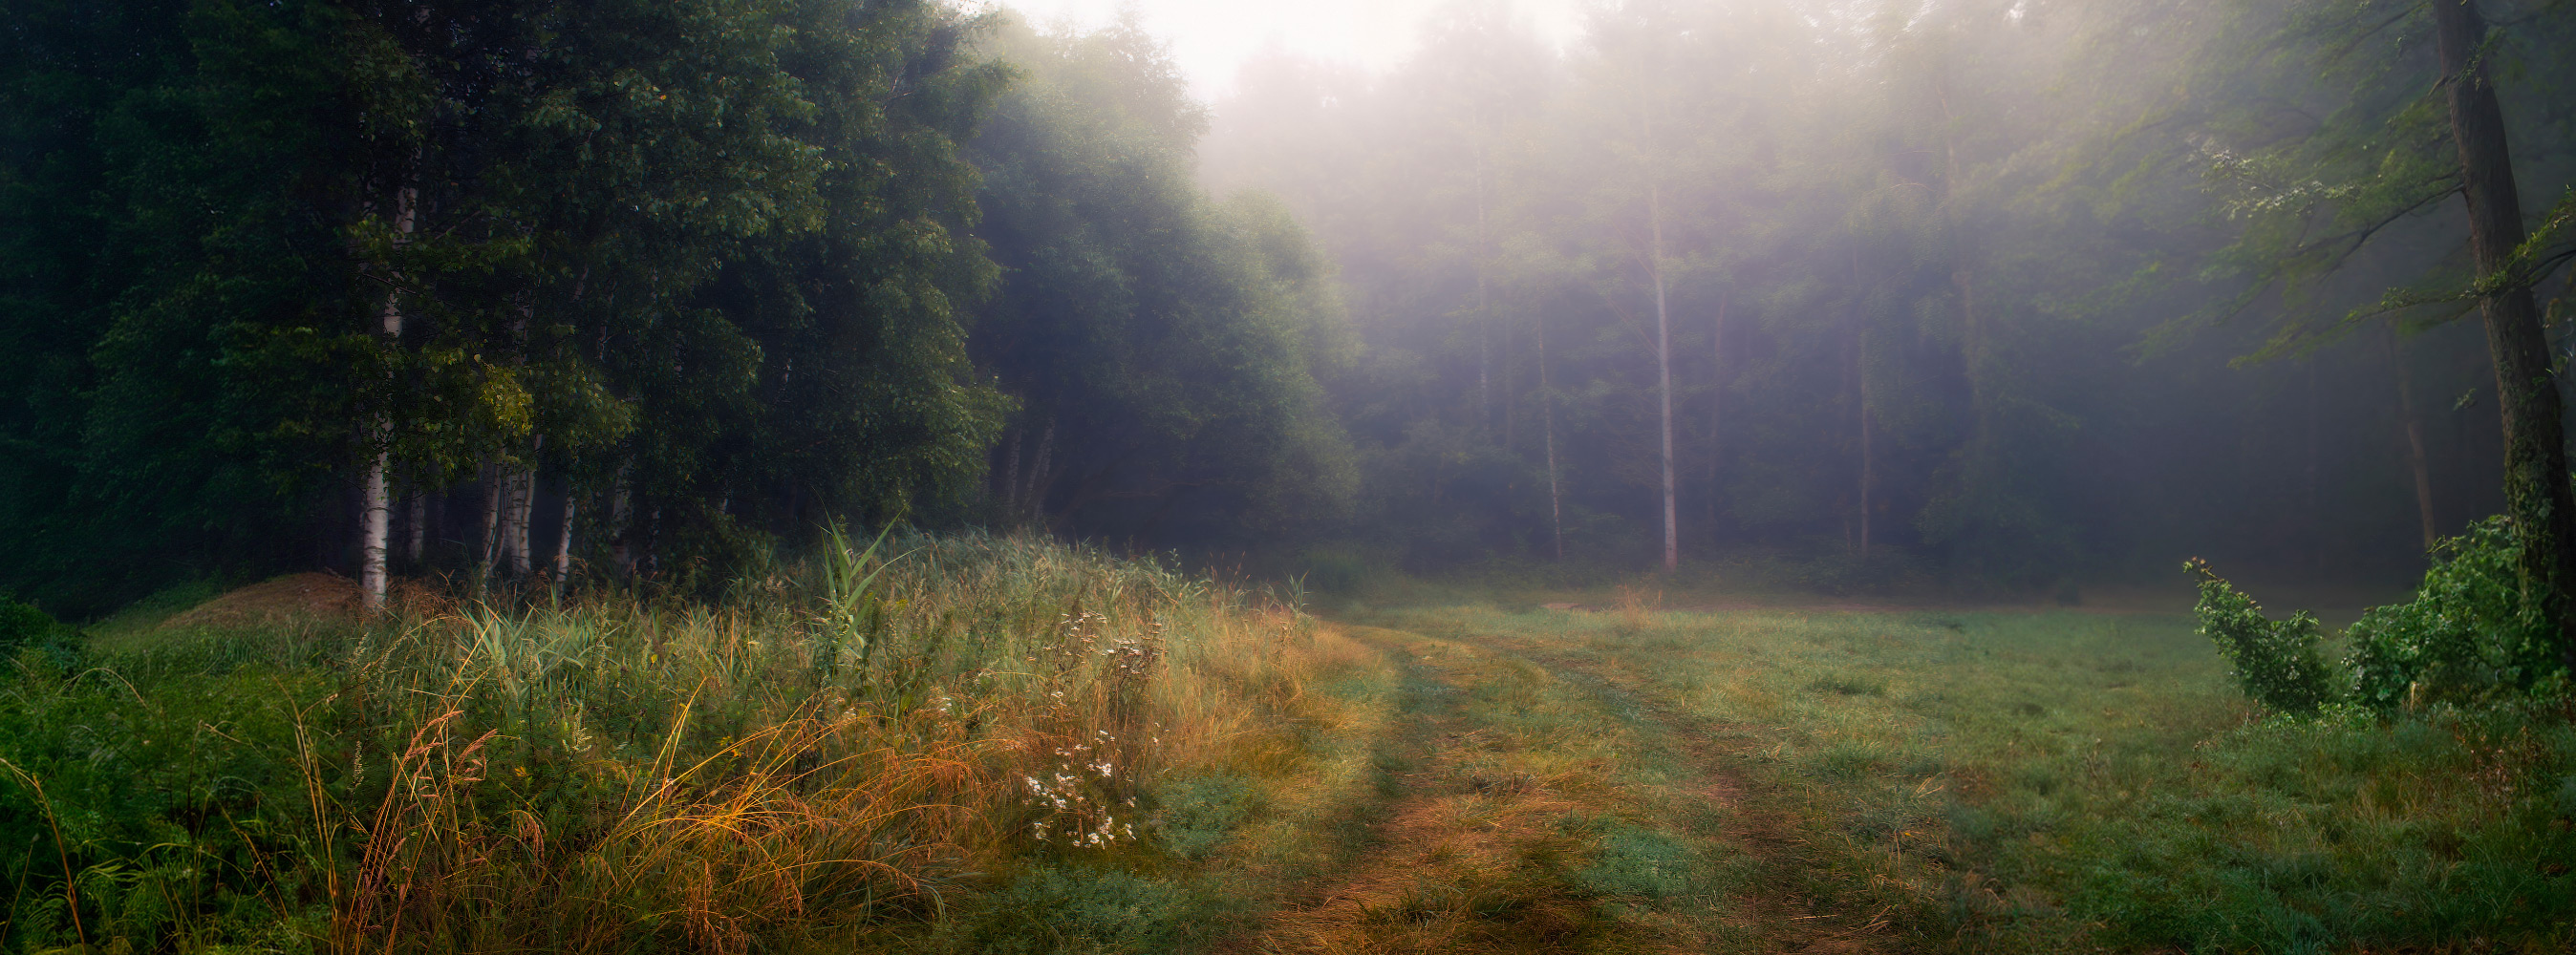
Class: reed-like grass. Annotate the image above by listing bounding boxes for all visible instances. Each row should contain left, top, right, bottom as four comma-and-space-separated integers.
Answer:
0, 532, 1394, 954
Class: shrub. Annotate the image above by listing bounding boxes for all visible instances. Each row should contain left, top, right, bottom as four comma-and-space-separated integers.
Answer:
2345, 517, 2565, 711
2186, 559, 2336, 714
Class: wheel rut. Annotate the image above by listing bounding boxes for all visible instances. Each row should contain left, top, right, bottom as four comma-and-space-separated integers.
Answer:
1221, 624, 1899, 955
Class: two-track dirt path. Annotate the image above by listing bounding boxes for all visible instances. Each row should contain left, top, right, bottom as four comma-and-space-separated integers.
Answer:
1221, 623, 1898, 955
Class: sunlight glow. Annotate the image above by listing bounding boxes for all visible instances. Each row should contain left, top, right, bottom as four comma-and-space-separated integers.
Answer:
981, 0, 1584, 98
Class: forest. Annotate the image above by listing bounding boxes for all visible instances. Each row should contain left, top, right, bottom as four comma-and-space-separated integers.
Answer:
1, 0, 2573, 952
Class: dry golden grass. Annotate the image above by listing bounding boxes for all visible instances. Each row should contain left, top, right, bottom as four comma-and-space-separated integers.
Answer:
279, 533, 1403, 953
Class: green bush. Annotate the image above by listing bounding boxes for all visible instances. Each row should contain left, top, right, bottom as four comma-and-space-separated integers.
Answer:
2186, 559, 2336, 714
2345, 517, 2565, 711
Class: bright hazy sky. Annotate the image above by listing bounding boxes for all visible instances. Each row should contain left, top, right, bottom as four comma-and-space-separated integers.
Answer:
982, 0, 1585, 99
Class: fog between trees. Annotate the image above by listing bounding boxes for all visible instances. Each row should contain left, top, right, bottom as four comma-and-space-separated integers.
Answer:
5, 0, 2573, 614
1204, 0, 2576, 595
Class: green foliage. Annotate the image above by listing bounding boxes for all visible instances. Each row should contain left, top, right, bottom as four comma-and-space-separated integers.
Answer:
1148, 773, 1256, 860
956, 867, 1213, 955
1570, 822, 1698, 901
0, 629, 345, 951
0, 0, 1014, 609
2186, 558, 2337, 714
966, 18, 1356, 547
2347, 517, 2568, 710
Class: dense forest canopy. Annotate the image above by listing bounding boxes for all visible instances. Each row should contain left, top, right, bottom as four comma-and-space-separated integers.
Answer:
4, 0, 2574, 615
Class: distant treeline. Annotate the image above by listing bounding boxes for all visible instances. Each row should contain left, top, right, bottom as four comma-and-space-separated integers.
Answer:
1202, 0, 2576, 588
7, 0, 2575, 615
0, 2, 1348, 613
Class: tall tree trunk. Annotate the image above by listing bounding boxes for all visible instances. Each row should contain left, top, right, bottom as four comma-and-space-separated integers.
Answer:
1474, 158, 1492, 428
1937, 77, 1992, 466
2308, 359, 2325, 575
495, 471, 521, 579
555, 494, 576, 582
1540, 308, 1564, 561
1025, 420, 1056, 523
2384, 325, 2439, 549
405, 490, 426, 566
1650, 182, 1677, 572
999, 426, 1023, 519
506, 438, 541, 578
2432, 0, 2576, 671
610, 464, 633, 577
359, 181, 416, 614
1858, 325, 1874, 558
476, 461, 503, 591
1707, 295, 1726, 532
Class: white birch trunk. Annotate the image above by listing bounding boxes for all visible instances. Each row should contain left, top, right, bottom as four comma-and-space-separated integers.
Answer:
359, 182, 417, 614
361, 459, 391, 612
554, 494, 576, 581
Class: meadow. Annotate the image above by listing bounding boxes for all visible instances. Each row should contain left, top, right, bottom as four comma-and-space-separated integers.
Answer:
1354, 592, 2576, 953
4, 548, 2572, 953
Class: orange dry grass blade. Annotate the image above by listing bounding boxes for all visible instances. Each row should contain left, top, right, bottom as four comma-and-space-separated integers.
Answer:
342, 705, 983, 954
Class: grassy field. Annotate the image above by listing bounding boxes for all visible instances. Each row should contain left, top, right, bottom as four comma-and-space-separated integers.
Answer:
1342, 594, 2576, 953
5, 557, 2572, 953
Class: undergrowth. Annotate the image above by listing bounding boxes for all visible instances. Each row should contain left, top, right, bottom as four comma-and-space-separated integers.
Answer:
0, 532, 1396, 954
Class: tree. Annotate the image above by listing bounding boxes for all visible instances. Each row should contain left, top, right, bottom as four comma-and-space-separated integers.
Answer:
967, 16, 1354, 547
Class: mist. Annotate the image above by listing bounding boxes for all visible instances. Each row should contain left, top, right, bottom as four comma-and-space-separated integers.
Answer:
3, 0, 2573, 950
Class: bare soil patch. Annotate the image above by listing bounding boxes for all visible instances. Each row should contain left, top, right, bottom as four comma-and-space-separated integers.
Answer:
157, 573, 452, 631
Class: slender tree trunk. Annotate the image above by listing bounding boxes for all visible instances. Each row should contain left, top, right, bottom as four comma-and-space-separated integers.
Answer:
506, 441, 539, 578
2432, 0, 2576, 671
1540, 308, 1564, 562
1650, 182, 1677, 572
2308, 359, 2325, 575
360, 182, 417, 614
610, 464, 633, 577
1025, 421, 1056, 523
1539, 310, 1566, 561
1475, 159, 1492, 428
405, 490, 426, 566
1859, 325, 1874, 558
555, 494, 576, 582
1000, 427, 1023, 520
2384, 325, 2440, 549
1707, 295, 1726, 532
495, 471, 521, 579
362, 464, 391, 605
476, 461, 503, 591
1937, 80, 1991, 457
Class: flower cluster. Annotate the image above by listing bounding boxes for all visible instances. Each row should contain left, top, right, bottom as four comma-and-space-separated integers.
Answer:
1022, 729, 1135, 848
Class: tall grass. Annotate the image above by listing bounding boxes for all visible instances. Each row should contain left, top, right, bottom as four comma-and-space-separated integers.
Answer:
0, 532, 1383, 953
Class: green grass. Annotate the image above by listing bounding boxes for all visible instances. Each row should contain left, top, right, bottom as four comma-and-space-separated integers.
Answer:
0, 535, 1406, 954
1370, 602, 2576, 953
10, 559, 2572, 954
